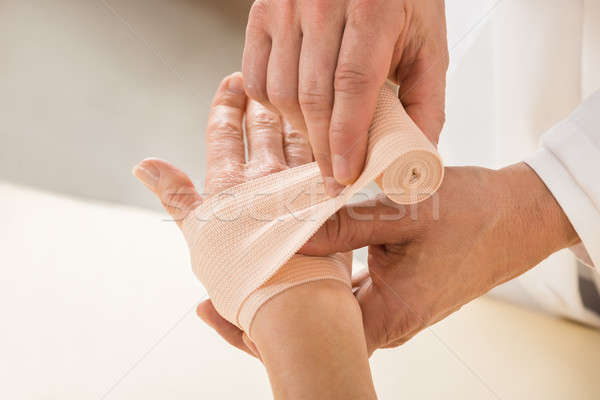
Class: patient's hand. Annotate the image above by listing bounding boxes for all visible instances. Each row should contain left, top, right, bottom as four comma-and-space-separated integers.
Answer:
134, 73, 376, 399
133, 72, 319, 356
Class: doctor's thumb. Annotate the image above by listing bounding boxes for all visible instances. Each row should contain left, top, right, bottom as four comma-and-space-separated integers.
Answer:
300, 195, 418, 256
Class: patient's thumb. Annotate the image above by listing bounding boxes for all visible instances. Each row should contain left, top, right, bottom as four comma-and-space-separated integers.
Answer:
133, 158, 203, 226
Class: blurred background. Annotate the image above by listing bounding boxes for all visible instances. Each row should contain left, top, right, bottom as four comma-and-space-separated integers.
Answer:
0, 0, 527, 210
1, 0, 249, 210
3, 0, 598, 210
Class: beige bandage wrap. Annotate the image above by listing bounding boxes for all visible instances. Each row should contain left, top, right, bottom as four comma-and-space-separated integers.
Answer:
182, 83, 444, 336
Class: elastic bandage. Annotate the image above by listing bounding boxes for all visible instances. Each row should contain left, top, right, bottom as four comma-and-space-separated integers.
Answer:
182, 83, 444, 336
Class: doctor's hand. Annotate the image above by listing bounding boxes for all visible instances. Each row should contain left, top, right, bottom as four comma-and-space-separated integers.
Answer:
243, 0, 448, 195
301, 163, 579, 354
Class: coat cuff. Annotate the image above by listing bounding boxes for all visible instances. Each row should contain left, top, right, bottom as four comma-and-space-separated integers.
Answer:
525, 92, 600, 268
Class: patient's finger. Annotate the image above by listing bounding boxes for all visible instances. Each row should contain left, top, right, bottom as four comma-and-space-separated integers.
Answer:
206, 73, 247, 193
282, 119, 313, 168
245, 100, 286, 169
196, 300, 256, 358
133, 158, 202, 227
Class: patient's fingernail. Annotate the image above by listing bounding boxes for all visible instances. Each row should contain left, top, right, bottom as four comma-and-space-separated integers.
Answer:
227, 74, 244, 94
133, 163, 159, 189
333, 154, 352, 185
324, 177, 344, 197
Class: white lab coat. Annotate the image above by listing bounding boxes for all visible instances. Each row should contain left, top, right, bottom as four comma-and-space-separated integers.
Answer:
443, 0, 600, 325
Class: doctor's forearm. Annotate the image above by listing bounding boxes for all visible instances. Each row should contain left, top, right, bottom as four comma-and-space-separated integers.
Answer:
498, 162, 579, 275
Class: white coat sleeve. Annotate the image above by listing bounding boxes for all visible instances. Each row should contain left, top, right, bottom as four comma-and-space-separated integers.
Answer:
525, 90, 600, 268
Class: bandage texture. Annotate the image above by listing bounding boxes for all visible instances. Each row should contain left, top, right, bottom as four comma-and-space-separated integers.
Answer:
182, 83, 444, 335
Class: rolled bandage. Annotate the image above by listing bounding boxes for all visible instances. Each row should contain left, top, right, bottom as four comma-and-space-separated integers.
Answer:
182, 82, 444, 336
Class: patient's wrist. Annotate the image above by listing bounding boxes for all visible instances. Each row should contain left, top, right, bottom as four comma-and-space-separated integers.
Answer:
252, 280, 360, 344
239, 253, 352, 336
251, 278, 377, 400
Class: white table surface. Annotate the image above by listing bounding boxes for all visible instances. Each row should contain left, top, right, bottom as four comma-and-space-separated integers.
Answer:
2, 182, 599, 399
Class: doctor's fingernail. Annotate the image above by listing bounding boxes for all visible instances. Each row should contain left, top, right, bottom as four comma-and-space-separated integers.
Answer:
333, 154, 353, 185
133, 163, 159, 190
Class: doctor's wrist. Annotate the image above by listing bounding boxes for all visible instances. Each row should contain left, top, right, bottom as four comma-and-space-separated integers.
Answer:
498, 162, 579, 261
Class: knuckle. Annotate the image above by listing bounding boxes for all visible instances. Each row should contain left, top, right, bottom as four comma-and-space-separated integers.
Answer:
207, 118, 241, 137
248, 0, 269, 24
334, 63, 373, 95
267, 84, 299, 112
347, 0, 378, 26
212, 91, 243, 108
269, 0, 296, 29
298, 85, 332, 115
248, 110, 281, 131
283, 128, 308, 146
244, 80, 269, 104
277, 0, 294, 15
308, 0, 336, 24
283, 144, 311, 167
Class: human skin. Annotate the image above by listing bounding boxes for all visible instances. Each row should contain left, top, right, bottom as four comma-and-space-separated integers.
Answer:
301, 163, 580, 354
194, 149, 580, 356
133, 73, 377, 399
243, 0, 448, 195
